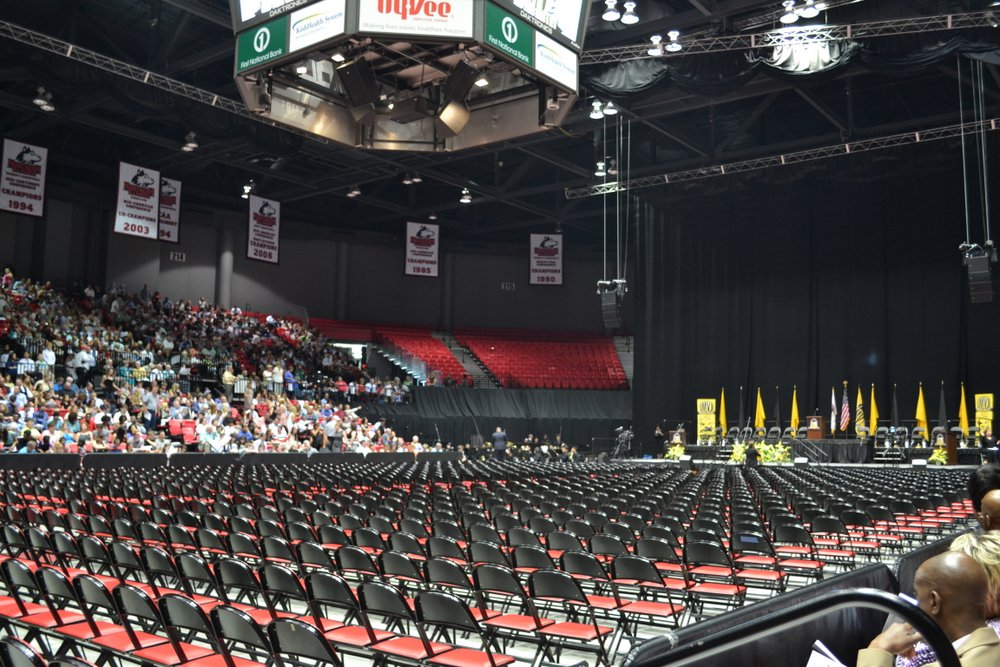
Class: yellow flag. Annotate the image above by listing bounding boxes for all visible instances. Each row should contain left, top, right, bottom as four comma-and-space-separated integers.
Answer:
916, 383, 928, 436
754, 388, 766, 430
959, 382, 970, 437
790, 387, 800, 432
869, 385, 879, 435
719, 388, 727, 433
855, 386, 866, 435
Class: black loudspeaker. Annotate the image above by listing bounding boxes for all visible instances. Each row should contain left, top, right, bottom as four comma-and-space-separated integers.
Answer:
601, 290, 622, 330
968, 254, 994, 303
442, 61, 478, 103
336, 60, 379, 107
390, 97, 433, 124
435, 101, 471, 138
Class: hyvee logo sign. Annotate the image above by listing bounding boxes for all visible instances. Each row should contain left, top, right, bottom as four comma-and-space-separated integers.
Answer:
376, 0, 454, 19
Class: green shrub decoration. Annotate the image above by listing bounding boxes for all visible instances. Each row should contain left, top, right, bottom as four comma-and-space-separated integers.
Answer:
730, 443, 747, 463
666, 444, 687, 460
928, 447, 948, 465
730, 441, 791, 464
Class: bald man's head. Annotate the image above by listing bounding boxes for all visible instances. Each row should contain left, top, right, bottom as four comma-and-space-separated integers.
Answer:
980, 490, 1000, 531
914, 551, 990, 638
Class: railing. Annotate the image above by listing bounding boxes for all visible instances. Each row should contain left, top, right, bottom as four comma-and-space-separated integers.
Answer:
622, 588, 959, 667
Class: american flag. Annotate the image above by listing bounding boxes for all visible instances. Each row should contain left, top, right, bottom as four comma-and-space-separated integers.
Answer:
840, 386, 850, 432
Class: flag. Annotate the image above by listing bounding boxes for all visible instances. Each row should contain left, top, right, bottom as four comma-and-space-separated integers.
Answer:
915, 383, 928, 437
773, 387, 782, 431
870, 384, 879, 436
719, 388, 728, 433
891, 384, 900, 428
830, 387, 838, 435
754, 388, 766, 430
791, 386, 800, 432
937, 381, 948, 431
959, 382, 970, 437
839, 385, 850, 433
855, 386, 866, 436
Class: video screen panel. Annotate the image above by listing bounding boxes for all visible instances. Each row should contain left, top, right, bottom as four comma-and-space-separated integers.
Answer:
489, 0, 589, 52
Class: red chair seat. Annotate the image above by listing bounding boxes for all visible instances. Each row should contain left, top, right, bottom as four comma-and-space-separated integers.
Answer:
57, 620, 127, 640
429, 648, 515, 667
21, 610, 87, 628
620, 600, 684, 617
691, 582, 746, 596
485, 614, 553, 632
93, 630, 168, 651
132, 641, 216, 665
324, 625, 392, 647
539, 621, 613, 640
371, 636, 451, 660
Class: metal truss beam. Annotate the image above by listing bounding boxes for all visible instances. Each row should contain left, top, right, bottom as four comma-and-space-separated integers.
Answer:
580, 11, 996, 65
564, 118, 1000, 198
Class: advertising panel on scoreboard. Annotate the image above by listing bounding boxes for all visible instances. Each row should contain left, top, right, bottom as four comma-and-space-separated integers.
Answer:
230, 0, 320, 34
488, 0, 589, 52
358, 0, 476, 40
533, 30, 577, 92
0, 139, 47, 218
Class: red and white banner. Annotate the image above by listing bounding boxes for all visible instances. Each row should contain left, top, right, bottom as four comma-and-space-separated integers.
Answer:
1, 139, 48, 218
114, 162, 160, 239
405, 221, 439, 277
530, 233, 562, 285
157, 177, 181, 244
359, 0, 475, 39
247, 194, 280, 264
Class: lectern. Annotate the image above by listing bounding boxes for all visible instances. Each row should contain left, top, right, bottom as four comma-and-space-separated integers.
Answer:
807, 416, 826, 441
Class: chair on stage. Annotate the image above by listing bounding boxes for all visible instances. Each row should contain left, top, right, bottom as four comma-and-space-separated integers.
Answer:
911, 427, 926, 446
795, 427, 808, 439
739, 427, 754, 442
781, 427, 794, 440
726, 428, 740, 443
874, 427, 888, 446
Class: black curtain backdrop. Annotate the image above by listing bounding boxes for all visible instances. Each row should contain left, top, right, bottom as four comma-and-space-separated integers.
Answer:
632, 145, 1000, 453
372, 387, 631, 450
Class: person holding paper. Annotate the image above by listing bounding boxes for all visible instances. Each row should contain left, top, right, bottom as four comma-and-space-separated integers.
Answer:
858, 551, 1000, 667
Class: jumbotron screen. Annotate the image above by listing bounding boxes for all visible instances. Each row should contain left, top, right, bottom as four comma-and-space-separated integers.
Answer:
229, 0, 320, 34
489, 0, 590, 52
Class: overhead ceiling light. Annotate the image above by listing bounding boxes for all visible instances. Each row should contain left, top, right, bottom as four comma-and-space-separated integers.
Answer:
402, 173, 413, 185
603, 101, 618, 116
594, 161, 607, 177
474, 75, 489, 88
780, 0, 799, 23
665, 30, 683, 53
607, 158, 619, 176
295, 61, 309, 75
647, 35, 663, 57
798, 0, 820, 18
411, 173, 422, 184
428, 212, 438, 221
459, 187, 472, 204
241, 179, 256, 200
32, 86, 54, 112
589, 100, 604, 120
181, 131, 198, 152
621, 0, 639, 24
602, 0, 620, 21
331, 51, 346, 63
346, 185, 361, 198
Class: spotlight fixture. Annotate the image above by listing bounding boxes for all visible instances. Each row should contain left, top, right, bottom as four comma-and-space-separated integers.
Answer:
665, 30, 683, 53
402, 173, 414, 185
602, 0, 620, 21
474, 74, 489, 88
621, 0, 639, 24
32, 86, 55, 112
459, 187, 472, 204
594, 161, 607, 177
346, 185, 361, 198
780, 0, 799, 23
798, 0, 820, 18
331, 51, 346, 63
647, 35, 663, 57
411, 173, 422, 184
603, 101, 618, 116
589, 100, 604, 120
241, 179, 256, 200
607, 158, 619, 176
428, 212, 438, 221
295, 61, 309, 75
181, 131, 199, 152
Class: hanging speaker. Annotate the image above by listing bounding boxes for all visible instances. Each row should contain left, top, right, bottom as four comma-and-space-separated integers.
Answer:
442, 61, 478, 103
968, 253, 994, 303
336, 60, 379, 107
435, 101, 471, 138
601, 290, 622, 331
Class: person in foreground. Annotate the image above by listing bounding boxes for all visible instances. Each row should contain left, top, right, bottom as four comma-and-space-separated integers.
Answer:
858, 551, 1000, 667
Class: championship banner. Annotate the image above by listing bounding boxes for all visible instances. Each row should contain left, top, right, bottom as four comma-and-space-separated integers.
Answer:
976, 393, 994, 438
405, 221, 438, 277
696, 398, 717, 441
1, 139, 48, 218
247, 194, 280, 264
114, 162, 160, 239
157, 177, 181, 244
529, 233, 563, 285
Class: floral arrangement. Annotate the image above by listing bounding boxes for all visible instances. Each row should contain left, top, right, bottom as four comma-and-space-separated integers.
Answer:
730, 443, 747, 463
666, 444, 687, 460
928, 446, 948, 465
729, 441, 791, 464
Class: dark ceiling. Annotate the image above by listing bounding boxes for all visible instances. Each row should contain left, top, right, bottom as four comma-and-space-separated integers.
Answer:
0, 0, 998, 246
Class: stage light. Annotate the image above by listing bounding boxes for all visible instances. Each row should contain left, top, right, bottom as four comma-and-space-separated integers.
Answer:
595, 161, 607, 177
33, 86, 55, 112
346, 185, 361, 198
590, 100, 604, 120
780, 0, 799, 23
603, 101, 618, 116
665, 30, 683, 52
459, 187, 472, 203
295, 61, 309, 75
474, 75, 489, 88
621, 1, 639, 24
798, 0, 820, 17
181, 131, 199, 152
411, 173, 422, 183
602, 0, 620, 21
241, 180, 256, 199
331, 51, 346, 62
647, 35, 663, 57
428, 212, 438, 220
402, 174, 413, 185
607, 158, 619, 176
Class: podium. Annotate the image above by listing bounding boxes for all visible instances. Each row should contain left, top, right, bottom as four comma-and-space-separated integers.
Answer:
806, 416, 826, 441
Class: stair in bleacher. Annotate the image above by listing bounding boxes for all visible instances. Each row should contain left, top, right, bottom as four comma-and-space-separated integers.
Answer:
613, 335, 634, 387
432, 333, 500, 388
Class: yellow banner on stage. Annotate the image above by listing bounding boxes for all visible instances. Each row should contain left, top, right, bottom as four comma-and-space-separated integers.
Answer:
697, 398, 717, 441
976, 393, 994, 437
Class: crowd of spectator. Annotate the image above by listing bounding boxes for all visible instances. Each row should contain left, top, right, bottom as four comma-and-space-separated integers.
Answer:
0, 272, 424, 455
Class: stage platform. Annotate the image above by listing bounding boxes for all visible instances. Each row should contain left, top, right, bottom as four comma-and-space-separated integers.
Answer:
682, 440, 984, 466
